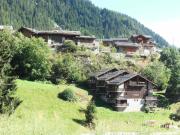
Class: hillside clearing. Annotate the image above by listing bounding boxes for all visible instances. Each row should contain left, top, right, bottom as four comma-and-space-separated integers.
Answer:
0, 80, 179, 135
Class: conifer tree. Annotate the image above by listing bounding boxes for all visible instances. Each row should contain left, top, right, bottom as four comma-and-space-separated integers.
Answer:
85, 99, 97, 129
0, 30, 20, 114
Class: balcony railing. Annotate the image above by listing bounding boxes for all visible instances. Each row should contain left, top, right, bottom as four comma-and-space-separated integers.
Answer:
145, 96, 157, 101
124, 89, 148, 98
107, 88, 125, 92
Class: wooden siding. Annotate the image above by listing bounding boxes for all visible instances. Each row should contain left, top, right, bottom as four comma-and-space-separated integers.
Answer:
124, 89, 148, 98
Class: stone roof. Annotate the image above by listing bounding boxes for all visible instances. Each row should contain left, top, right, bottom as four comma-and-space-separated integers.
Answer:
19, 27, 81, 36
115, 42, 141, 48
107, 73, 156, 86
107, 73, 137, 85
131, 34, 152, 39
90, 68, 157, 86
97, 70, 128, 81
89, 68, 118, 77
76, 35, 96, 39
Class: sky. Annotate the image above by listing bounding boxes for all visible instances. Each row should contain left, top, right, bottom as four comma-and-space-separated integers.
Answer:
90, 0, 180, 48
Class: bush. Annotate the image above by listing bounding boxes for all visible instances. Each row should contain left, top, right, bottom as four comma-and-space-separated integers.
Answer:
58, 79, 67, 85
157, 94, 170, 108
85, 99, 97, 129
175, 108, 180, 120
63, 40, 78, 53
143, 106, 150, 113
11, 33, 52, 81
111, 47, 117, 53
51, 54, 86, 84
141, 61, 171, 90
59, 88, 77, 102
142, 104, 155, 113
170, 107, 180, 121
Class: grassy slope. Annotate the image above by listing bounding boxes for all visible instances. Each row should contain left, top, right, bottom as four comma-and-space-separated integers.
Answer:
0, 80, 179, 135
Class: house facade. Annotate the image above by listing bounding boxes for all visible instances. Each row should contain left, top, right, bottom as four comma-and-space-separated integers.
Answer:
75, 36, 99, 53
102, 38, 129, 47
114, 42, 141, 55
102, 35, 157, 57
130, 35, 157, 56
89, 69, 157, 112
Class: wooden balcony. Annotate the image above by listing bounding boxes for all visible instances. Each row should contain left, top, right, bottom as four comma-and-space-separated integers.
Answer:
106, 93, 124, 99
107, 88, 125, 92
124, 89, 148, 98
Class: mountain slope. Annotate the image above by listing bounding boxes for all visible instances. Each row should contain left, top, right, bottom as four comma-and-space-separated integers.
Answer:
0, 0, 168, 47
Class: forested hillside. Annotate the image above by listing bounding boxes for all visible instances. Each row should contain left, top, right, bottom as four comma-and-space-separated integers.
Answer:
0, 0, 168, 47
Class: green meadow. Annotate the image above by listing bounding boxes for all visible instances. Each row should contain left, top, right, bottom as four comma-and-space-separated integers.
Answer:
0, 80, 179, 135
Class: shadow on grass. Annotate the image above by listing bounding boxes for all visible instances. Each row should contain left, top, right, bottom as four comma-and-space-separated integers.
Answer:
155, 93, 171, 109
93, 96, 114, 111
75, 81, 92, 95
72, 118, 86, 127
76, 81, 114, 111
9, 98, 23, 116
79, 107, 86, 113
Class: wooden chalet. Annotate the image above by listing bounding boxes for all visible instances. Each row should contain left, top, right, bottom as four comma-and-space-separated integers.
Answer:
18, 27, 81, 49
76, 36, 96, 45
89, 69, 157, 112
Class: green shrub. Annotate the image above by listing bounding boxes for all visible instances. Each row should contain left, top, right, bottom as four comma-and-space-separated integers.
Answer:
142, 105, 155, 113
80, 45, 87, 51
111, 47, 117, 53
85, 99, 97, 129
11, 33, 52, 81
141, 61, 171, 90
59, 88, 77, 102
175, 108, 180, 120
51, 54, 86, 84
58, 79, 67, 85
63, 40, 78, 53
143, 105, 150, 113
157, 94, 170, 108
170, 107, 180, 121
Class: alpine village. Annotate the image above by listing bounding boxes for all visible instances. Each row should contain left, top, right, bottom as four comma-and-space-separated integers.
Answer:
0, 0, 180, 135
